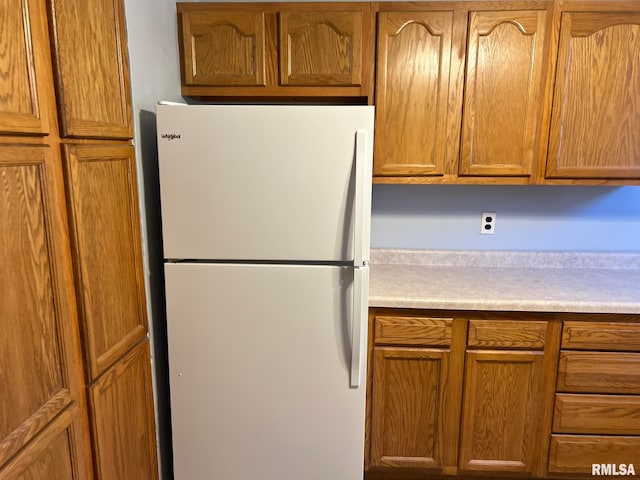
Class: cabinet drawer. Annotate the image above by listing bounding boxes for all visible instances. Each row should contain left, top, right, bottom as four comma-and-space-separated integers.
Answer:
562, 320, 640, 351
374, 316, 452, 347
557, 352, 640, 394
467, 320, 546, 349
548, 435, 640, 474
553, 394, 640, 435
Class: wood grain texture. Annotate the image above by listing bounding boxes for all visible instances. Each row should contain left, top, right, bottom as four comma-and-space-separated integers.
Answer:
49, 0, 133, 138
63, 144, 147, 380
0, 407, 84, 480
0, 145, 91, 477
371, 347, 449, 470
548, 435, 640, 474
467, 319, 547, 349
0, 0, 49, 135
374, 11, 455, 176
458, 350, 543, 473
179, 11, 266, 86
176, 3, 373, 99
557, 351, 640, 393
280, 9, 363, 86
547, 12, 640, 179
88, 340, 159, 480
553, 394, 640, 435
459, 10, 547, 177
374, 316, 453, 347
562, 320, 640, 351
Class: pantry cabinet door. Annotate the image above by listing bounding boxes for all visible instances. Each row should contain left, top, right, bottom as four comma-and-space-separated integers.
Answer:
280, 9, 365, 86
0, 145, 90, 478
459, 10, 547, 177
547, 12, 640, 179
179, 11, 267, 86
0, 0, 50, 135
49, 0, 133, 139
88, 341, 158, 480
63, 144, 148, 381
374, 11, 454, 177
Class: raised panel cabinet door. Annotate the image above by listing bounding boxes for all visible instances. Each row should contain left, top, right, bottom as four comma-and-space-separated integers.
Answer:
459, 10, 548, 177
178, 10, 266, 86
459, 350, 544, 474
374, 11, 454, 177
0, 0, 50, 135
370, 347, 449, 470
280, 9, 364, 86
49, 0, 133, 139
547, 12, 640, 179
88, 340, 158, 480
63, 144, 147, 380
0, 145, 90, 478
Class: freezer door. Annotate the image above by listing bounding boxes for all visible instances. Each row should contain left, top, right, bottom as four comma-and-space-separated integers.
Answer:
157, 105, 373, 262
165, 262, 366, 480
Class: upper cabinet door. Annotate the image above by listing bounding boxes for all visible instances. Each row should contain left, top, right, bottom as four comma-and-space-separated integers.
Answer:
0, 145, 91, 478
459, 10, 547, 177
374, 11, 455, 176
547, 12, 640, 179
179, 11, 266, 86
280, 9, 364, 86
0, 0, 50, 135
49, 0, 133, 139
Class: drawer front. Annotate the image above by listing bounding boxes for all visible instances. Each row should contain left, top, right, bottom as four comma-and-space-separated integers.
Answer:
467, 320, 546, 349
549, 435, 640, 474
557, 352, 640, 394
553, 394, 640, 435
562, 320, 640, 352
374, 316, 452, 347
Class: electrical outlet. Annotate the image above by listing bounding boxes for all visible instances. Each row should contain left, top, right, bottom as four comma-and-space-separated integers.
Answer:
480, 212, 496, 235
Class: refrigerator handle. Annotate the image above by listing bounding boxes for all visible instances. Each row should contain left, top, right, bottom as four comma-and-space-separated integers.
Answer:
354, 130, 367, 266
351, 266, 369, 388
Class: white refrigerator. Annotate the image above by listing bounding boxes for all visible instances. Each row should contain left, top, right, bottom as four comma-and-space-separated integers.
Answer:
157, 104, 374, 480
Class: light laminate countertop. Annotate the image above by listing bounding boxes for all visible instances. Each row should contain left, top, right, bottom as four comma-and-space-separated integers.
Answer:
369, 249, 640, 314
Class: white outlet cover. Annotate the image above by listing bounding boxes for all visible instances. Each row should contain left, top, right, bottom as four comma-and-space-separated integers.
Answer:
481, 212, 496, 235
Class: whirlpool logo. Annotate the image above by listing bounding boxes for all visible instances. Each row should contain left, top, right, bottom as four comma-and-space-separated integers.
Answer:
161, 133, 181, 141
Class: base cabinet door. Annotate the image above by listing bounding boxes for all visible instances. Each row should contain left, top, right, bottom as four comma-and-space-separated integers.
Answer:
370, 347, 449, 470
458, 350, 544, 474
88, 340, 158, 480
0, 146, 91, 479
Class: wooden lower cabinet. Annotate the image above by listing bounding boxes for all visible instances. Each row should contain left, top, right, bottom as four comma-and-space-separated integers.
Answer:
88, 340, 158, 480
367, 310, 561, 479
458, 350, 544, 474
370, 348, 450, 469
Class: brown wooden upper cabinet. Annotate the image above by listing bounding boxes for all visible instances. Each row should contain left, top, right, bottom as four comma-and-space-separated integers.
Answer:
0, 0, 51, 136
373, 3, 551, 183
177, 2, 373, 99
48, 0, 133, 139
546, 10, 640, 180
459, 10, 547, 178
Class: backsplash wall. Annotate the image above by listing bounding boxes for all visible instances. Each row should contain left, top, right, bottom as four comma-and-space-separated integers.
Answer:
371, 185, 640, 251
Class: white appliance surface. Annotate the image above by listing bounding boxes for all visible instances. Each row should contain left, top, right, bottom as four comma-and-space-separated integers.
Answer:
165, 263, 366, 480
157, 104, 374, 262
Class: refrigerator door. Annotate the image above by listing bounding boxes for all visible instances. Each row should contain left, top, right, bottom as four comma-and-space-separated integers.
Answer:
157, 105, 374, 263
165, 262, 366, 480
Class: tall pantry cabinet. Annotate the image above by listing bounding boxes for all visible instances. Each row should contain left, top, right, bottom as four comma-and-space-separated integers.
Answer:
0, 0, 159, 479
